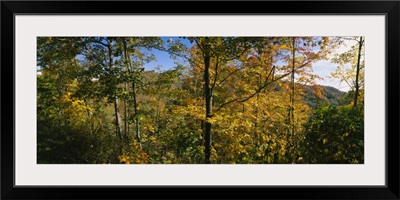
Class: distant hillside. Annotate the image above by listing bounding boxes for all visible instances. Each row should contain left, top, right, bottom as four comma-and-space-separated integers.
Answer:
144, 70, 346, 110
302, 85, 346, 109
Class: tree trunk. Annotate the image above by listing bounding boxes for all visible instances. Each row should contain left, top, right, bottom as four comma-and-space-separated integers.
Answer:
108, 39, 123, 141
122, 39, 141, 149
132, 79, 142, 150
114, 95, 123, 140
122, 39, 130, 139
290, 37, 295, 136
204, 54, 212, 164
354, 36, 363, 107
124, 83, 128, 137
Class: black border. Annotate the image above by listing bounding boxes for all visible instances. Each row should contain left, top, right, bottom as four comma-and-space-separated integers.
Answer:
1, 1, 399, 199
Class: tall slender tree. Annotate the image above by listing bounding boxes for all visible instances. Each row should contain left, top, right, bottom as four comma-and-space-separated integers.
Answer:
331, 36, 365, 107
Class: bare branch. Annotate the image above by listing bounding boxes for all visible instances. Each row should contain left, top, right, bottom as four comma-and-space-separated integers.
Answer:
215, 65, 246, 88
165, 49, 191, 62
263, 65, 275, 84
220, 48, 249, 63
214, 64, 308, 113
194, 38, 205, 55
341, 37, 359, 42
90, 38, 108, 47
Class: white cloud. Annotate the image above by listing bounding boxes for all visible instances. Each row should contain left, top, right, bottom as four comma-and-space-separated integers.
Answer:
309, 38, 359, 92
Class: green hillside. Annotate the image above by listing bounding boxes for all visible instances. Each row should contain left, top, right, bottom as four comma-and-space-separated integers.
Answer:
302, 85, 346, 109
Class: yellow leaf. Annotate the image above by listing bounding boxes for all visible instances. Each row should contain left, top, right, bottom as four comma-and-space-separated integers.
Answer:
323, 138, 328, 144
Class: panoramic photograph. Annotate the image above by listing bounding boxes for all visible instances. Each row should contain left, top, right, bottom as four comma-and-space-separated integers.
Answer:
37, 36, 364, 164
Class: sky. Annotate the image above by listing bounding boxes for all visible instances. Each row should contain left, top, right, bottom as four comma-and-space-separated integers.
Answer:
313, 39, 358, 92
143, 37, 358, 92
143, 37, 191, 71
37, 37, 357, 92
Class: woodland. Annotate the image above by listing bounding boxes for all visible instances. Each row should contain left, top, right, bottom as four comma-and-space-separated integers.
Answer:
37, 36, 364, 164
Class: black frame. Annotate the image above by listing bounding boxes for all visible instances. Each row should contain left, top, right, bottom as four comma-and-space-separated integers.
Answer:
1, 1, 399, 199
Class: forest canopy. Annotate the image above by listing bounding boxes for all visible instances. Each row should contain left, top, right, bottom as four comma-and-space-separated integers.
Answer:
37, 36, 364, 164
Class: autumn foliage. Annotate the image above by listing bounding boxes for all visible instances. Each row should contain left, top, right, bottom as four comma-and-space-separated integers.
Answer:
37, 36, 364, 164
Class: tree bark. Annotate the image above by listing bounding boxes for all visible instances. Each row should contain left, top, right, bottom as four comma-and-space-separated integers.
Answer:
108, 39, 123, 145
122, 39, 130, 139
114, 95, 123, 140
122, 39, 141, 149
354, 36, 363, 107
204, 54, 212, 164
124, 83, 128, 137
290, 37, 295, 136
132, 78, 142, 150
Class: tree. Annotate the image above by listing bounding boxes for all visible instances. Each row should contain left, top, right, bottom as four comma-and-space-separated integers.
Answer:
283, 37, 329, 156
37, 36, 361, 164
182, 37, 264, 163
81, 37, 163, 153
181, 37, 329, 163
303, 105, 364, 163
331, 37, 365, 107
80, 37, 124, 146
37, 37, 119, 163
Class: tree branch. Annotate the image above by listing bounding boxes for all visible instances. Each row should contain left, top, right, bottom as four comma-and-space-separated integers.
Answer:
90, 38, 108, 47
194, 38, 205, 55
215, 65, 246, 88
211, 56, 220, 93
214, 64, 308, 113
